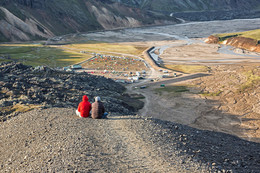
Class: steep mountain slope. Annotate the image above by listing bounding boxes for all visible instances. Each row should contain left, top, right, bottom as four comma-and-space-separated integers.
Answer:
113, 0, 260, 11
113, 0, 260, 20
0, 0, 178, 42
1, 0, 260, 42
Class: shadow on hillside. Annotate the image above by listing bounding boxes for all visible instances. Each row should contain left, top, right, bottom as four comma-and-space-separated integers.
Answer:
146, 73, 211, 86
150, 117, 260, 172
125, 71, 260, 171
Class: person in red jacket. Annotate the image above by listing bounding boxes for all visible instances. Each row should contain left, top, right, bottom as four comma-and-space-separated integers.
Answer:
76, 95, 92, 118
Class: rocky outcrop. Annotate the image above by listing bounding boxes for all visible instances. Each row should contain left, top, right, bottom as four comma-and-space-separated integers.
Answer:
205, 35, 260, 53
225, 37, 260, 53
0, 62, 143, 121
204, 35, 219, 44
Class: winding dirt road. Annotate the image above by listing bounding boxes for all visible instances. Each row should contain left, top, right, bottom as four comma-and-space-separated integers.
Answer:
126, 41, 260, 143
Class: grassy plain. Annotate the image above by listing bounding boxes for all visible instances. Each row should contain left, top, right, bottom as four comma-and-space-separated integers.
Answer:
0, 44, 89, 67
0, 43, 147, 68
62, 43, 147, 56
163, 64, 210, 73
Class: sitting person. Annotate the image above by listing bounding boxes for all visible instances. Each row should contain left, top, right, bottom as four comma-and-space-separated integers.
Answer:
91, 96, 108, 119
76, 95, 92, 118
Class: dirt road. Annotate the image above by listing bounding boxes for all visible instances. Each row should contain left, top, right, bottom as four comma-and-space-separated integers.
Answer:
126, 39, 260, 143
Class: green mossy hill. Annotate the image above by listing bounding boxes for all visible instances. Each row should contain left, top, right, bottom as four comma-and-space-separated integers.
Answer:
216, 29, 260, 42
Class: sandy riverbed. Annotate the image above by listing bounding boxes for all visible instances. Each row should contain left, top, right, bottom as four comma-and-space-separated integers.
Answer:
127, 38, 260, 143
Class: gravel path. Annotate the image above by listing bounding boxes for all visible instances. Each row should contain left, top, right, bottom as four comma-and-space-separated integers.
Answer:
1, 108, 260, 172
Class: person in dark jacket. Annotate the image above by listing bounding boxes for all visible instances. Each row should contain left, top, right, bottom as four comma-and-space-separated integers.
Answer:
91, 96, 107, 119
76, 95, 92, 118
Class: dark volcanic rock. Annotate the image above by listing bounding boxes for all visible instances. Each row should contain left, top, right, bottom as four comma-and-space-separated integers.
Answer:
0, 62, 138, 121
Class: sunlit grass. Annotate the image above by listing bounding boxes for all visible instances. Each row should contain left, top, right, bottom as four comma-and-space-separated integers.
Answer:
62, 43, 147, 56
239, 70, 260, 92
0, 44, 91, 67
0, 42, 148, 68
0, 44, 42, 47
164, 64, 210, 73
2, 104, 42, 114
216, 29, 260, 41
154, 85, 189, 96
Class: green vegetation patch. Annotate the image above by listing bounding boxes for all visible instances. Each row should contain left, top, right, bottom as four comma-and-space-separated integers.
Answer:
216, 29, 260, 42
0, 44, 90, 67
200, 90, 223, 97
1, 104, 41, 116
154, 85, 189, 96
239, 70, 260, 92
164, 64, 210, 73
64, 43, 148, 56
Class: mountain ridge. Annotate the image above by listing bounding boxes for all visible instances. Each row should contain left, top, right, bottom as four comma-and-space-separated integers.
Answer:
0, 0, 178, 42
112, 0, 260, 21
112, 0, 260, 12
1, 0, 260, 42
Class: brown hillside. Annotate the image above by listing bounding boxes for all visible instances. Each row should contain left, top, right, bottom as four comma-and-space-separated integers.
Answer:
226, 37, 260, 52
204, 35, 219, 44
206, 35, 260, 53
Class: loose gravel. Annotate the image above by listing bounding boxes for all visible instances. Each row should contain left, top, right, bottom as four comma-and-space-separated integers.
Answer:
1, 108, 260, 172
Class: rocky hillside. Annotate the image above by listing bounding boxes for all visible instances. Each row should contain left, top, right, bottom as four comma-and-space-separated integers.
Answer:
0, 0, 178, 42
112, 0, 260, 20
206, 35, 260, 53
0, 62, 143, 121
225, 37, 260, 52
1, 0, 260, 42
1, 108, 260, 172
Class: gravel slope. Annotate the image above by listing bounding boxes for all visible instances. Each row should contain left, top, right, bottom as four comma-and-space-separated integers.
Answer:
1, 108, 260, 172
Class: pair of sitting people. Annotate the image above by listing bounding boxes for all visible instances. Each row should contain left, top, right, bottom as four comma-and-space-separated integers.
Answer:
76, 95, 108, 119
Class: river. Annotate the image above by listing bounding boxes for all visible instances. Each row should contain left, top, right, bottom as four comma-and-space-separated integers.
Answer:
54, 18, 260, 63
83, 18, 260, 42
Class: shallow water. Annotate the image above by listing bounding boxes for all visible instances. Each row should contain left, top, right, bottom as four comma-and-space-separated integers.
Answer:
55, 18, 260, 63
83, 18, 260, 42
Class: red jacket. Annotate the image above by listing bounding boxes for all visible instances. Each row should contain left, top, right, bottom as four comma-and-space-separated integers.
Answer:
77, 95, 92, 118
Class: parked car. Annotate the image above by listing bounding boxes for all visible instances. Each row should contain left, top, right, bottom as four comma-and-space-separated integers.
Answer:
163, 70, 168, 73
